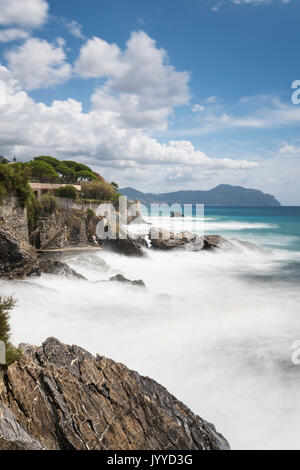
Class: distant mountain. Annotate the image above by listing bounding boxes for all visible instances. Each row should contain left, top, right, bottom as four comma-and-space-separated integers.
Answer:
119, 184, 281, 206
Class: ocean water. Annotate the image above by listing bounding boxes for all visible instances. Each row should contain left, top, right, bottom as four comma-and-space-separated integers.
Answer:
1, 206, 300, 449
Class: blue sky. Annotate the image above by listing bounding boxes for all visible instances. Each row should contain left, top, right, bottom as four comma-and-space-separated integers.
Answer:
0, 0, 299, 204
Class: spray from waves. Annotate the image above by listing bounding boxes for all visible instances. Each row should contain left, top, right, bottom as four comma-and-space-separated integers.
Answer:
1, 244, 300, 450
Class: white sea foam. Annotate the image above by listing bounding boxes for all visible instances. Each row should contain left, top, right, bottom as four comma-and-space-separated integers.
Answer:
1, 241, 300, 450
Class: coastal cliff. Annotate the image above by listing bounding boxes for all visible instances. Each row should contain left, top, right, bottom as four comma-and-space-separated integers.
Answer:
0, 196, 37, 279
0, 338, 230, 450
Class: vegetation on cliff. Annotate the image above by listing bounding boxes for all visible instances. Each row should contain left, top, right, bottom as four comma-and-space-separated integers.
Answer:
0, 296, 21, 365
32, 156, 102, 184
0, 156, 120, 234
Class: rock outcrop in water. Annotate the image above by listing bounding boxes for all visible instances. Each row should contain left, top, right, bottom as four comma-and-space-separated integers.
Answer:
28, 256, 87, 280
110, 274, 146, 287
0, 338, 229, 450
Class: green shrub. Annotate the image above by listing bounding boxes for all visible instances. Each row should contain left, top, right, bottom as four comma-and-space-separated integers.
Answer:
55, 185, 78, 199
81, 180, 115, 201
65, 214, 82, 234
0, 162, 33, 208
86, 208, 95, 221
37, 194, 58, 217
0, 296, 21, 366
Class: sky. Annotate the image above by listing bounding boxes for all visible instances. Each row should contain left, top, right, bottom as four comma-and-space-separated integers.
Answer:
0, 0, 299, 204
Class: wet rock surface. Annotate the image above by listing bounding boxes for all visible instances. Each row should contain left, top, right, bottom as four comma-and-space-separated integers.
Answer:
28, 257, 87, 280
0, 338, 229, 450
110, 274, 146, 287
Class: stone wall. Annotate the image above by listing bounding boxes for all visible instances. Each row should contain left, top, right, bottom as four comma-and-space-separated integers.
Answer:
0, 196, 29, 244
0, 196, 37, 279
31, 209, 92, 250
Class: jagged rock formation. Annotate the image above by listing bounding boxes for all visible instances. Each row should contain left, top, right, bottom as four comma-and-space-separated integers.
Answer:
0, 338, 229, 450
28, 257, 87, 280
147, 229, 235, 252
0, 404, 44, 450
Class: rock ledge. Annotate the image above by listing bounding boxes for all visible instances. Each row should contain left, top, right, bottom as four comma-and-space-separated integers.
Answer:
0, 338, 229, 451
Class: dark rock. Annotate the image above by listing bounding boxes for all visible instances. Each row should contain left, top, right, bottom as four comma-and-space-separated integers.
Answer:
0, 225, 37, 279
171, 211, 184, 218
28, 258, 86, 280
149, 228, 203, 251
0, 338, 230, 450
203, 235, 235, 251
103, 237, 145, 257
148, 230, 236, 252
110, 274, 146, 288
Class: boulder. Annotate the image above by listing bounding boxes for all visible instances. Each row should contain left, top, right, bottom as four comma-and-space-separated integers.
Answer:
202, 235, 235, 251
102, 224, 145, 256
110, 274, 146, 288
28, 257, 86, 280
148, 230, 236, 252
0, 338, 230, 450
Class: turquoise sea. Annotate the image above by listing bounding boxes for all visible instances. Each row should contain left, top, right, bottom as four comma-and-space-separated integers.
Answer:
204, 206, 300, 251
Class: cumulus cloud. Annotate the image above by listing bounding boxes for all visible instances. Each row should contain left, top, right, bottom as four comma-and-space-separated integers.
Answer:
5, 37, 71, 90
75, 36, 123, 78
0, 0, 49, 28
0, 76, 257, 185
0, 28, 258, 190
0, 28, 29, 43
76, 31, 190, 131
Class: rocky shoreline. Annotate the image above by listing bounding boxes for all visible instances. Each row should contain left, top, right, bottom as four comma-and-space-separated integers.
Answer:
0, 195, 268, 451
0, 338, 230, 450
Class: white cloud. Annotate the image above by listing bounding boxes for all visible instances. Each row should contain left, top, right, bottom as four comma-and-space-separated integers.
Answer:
0, 0, 49, 28
65, 20, 84, 39
231, 0, 289, 4
76, 31, 190, 131
75, 36, 123, 78
279, 144, 300, 155
182, 97, 300, 136
0, 28, 29, 43
205, 95, 218, 103
0, 77, 257, 187
212, 0, 291, 10
192, 104, 205, 112
5, 37, 71, 90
